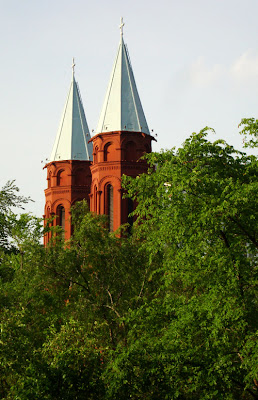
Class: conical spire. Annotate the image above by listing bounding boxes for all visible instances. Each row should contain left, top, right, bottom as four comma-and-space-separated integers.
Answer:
50, 61, 93, 162
96, 19, 150, 135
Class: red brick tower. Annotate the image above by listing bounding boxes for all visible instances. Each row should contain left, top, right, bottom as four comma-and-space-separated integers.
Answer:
44, 62, 93, 244
89, 19, 154, 231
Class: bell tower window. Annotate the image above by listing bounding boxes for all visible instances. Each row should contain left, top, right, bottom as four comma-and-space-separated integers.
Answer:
57, 170, 64, 186
107, 184, 113, 232
94, 185, 97, 213
57, 205, 65, 231
104, 143, 110, 161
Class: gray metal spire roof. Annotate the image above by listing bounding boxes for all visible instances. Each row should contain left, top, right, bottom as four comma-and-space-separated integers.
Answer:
96, 25, 150, 135
50, 68, 93, 162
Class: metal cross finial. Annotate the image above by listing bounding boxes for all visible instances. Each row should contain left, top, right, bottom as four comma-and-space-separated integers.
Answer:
72, 57, 76, 75
119, 17, 125, 38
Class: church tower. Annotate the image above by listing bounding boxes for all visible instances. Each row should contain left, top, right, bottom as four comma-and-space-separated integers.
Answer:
89, 19, 154, 232
44, 62, 93, 244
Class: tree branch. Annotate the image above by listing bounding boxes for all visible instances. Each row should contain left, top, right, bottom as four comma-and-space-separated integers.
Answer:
229, 216, 258, 247
43, 264, 91, 294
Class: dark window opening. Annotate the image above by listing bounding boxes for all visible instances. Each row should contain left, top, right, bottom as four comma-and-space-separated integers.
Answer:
57, 170, 64, 186
94, 186, 97, 213
107, 185, 113, 232
57, 205, 65, 234
104, 143, 111, 161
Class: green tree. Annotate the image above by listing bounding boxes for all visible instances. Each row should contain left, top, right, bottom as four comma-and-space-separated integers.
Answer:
105, 129, 258, 399
0, 202, 152, 399
239, 117, 258, 148
1, 128, 257, 399
41, 201, 154, 352
0, 180, 31, 252
0, 213, 46, 398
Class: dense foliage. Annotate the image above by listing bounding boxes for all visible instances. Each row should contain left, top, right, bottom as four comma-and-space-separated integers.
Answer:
0, 180, 32, 252
0, 125, 257, 399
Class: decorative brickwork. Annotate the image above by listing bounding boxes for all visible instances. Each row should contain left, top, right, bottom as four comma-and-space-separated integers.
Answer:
43, 160, 91, 244
89, 130, 153, 232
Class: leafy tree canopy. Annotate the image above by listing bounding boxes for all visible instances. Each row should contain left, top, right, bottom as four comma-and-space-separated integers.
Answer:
0, 180, 33, 252
0, 128, 257, 399
115, 128, 258, 399
239, 117, 258, 148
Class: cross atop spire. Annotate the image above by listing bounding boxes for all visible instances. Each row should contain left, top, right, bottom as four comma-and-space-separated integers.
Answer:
49, 71, 93, 162
119, 17, 125, 39
95, 26, 150, 135
72, 57, 76, 76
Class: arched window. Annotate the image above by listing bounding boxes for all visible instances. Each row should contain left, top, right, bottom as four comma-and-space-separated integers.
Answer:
57, 170, 64, 186
56, 205, 65, 231
107, 184, 113, 232
94, 185, 97, 213
104, 143, 111, 161
104, 142, 117, 162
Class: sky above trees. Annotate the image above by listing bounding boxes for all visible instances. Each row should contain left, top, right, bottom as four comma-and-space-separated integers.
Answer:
1, 0, 258, 217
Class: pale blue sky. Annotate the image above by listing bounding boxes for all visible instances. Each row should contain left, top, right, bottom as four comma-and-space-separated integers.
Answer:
0, 0, 258, 217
